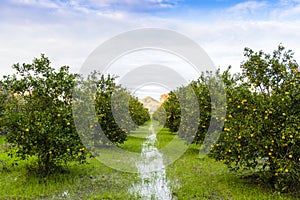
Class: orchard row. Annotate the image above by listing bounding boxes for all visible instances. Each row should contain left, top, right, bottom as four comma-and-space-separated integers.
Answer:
153, 45, 300, 192
0, 55, 150, 175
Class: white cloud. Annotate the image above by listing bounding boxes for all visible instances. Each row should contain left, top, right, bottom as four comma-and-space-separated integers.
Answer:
9, 0, 61, 9
1, 0, 300, 98
228, 0, 268, 12
0, 2, 137, 76
279, 0, 300, 5
224, 1, 269, 19
63, 0, 181, 12
271, 4, 300, 19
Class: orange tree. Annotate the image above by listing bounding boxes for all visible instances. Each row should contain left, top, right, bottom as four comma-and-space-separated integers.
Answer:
152, 105, 166, 125
129, 97, 150, 126
152, 75, 209, 141
111, 90, 150, 130
174, 80, 205, 144
1, 55, 87, 175
158, 91, 181, 133
153, 70, 225, 146
211, 45, 300, 191
93, 74, 129, 145
75, 72, 150, 148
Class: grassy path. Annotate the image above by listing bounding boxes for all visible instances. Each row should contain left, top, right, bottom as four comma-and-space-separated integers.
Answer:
0, 124, 299, 199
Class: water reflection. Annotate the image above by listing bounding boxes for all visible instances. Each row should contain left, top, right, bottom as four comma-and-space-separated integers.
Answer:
131, 124, 172, 200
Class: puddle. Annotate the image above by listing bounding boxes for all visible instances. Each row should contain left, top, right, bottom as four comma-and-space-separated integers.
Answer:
131, 124, 172, 199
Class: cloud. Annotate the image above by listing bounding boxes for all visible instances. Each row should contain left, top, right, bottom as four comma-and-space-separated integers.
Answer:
1, 0, 300, 99
279, 0, 300, 5
81, 0, 181, 10
224, 1, 269, 19
270, 1, 300, 19
0, 1, 137, 76
31, 0, 183, 13
229, 0, 268, 11
8, 0, 61, 9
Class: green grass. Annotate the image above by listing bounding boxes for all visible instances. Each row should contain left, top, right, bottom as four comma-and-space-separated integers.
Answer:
91, 122, 155, 173
0, 123, 154, 199
119, 135, 145, 153
152, 124, 300, 200
0, 152, 138, 199
155, 127, 177, 149
118, 122, 151, 153
0, 134, 141, 199
167, 146, 300, 199
1, 122, 299, 199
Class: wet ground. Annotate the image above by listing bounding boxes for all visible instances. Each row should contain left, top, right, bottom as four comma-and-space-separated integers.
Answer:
131, 124, 172, 199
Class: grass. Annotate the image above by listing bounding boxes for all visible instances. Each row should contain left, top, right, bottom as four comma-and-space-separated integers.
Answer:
0, 155, 137, 199
167, 146, 300, 199
91, 123, 152, 173
154, 125, 300, 200
155, 128, 177, 148
119, 121, 151, 153
0, 123, 154, 199
1, 122, 299, 199
0, 138, 139, 199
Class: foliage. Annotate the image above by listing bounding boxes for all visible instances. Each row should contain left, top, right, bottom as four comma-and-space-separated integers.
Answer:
154, 91, 181, 133
1, 55, 87, 175
74, 72, 150, 148
129, 97, 150, 126
92, 74, 129, 145
153, 70, 225, 146
152, 105, 166, 125
210, 45, 300, 191
154, 45, 300, 191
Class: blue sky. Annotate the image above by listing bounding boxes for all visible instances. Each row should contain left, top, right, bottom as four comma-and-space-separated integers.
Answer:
1, 0, 300, 99
2, 0, 298, 19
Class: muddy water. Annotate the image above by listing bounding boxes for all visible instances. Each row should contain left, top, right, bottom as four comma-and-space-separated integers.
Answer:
131, 124, 172, 199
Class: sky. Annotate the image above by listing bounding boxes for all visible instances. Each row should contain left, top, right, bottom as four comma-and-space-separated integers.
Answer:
1, 0, 300, 100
